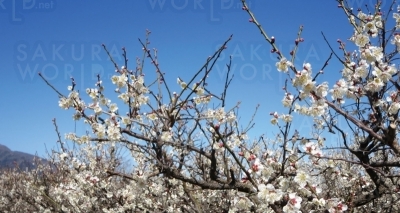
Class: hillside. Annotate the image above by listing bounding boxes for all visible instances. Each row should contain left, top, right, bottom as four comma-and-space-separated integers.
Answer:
0, 144, 41, 171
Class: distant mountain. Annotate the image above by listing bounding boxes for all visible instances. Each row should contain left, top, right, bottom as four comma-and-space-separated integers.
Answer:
0, 144, 41, 171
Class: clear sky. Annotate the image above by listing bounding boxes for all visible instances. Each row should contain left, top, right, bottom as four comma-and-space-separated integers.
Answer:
0, 0, 384, 156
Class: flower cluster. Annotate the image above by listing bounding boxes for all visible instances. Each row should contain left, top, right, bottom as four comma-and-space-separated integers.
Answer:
8, 2, 400, 212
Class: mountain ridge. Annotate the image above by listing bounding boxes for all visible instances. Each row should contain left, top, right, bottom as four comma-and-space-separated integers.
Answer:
0, 144, 41, 171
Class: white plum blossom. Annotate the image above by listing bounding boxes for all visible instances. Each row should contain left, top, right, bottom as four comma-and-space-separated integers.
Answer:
232, 197, 253, 211
280, 114, 293, 123
65, 133, 78, 141
226, 111, 236, 123
80, 135, 89, 144
354, 33, 369, 47
341, 61, 356, 80
193, 96, 202, 105
276, 57, 292, 72
213, 141, 225, 152
136, 94, 149, 105
365, 77, 384, 92
364, 20, 376, 32
361, 46, 383, 62
308, 98, 328, 117
86, 88, 98, 99
294, 171, 309, 188
215, 108, 227, 121
394, 12, 400, 29
93, 105, 102, 115
59, 97, 73, 109
315, 82, 329, 97
177, 78, 187, 89
329, 79, 348, 101
310, 184, 322, 194
192, 83, 205, 95
354, 60, 369, 78
257, 184, 283, 203
111, 75, 128, 88
282, 93, 294, 107
161, 131, 172, 141
121, 117, 131, 125
303, 80, 316, 93
147, 113, 158, 120
372, 67, 392, 83
391, 34, 400, 51
303, 62, 312, 72
109, 103, 118, 113
100, 98, 110, 106
106, 125, 121, 141
92, 123, 106, 138
11, 4, 400, 212
312, 198, 326, 207
308, 105, 325, 117
388, 102, 400, 115
279, 177, 290, 191
292, 70, 311, 88
303, 142, 323, 157
357, 11, 367, 20
59, 152, 68, 161
271, 117, 278, 125
118, 93, 129, 103
313, 118, 325, 129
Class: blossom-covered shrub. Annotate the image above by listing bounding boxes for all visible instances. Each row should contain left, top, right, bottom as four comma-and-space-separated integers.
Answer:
2, 0, 400, 212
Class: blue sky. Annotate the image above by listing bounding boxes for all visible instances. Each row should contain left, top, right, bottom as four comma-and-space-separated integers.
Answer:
0, 0, 383, 156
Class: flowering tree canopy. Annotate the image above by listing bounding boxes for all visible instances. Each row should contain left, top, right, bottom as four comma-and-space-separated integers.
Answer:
2, 0, 400, 212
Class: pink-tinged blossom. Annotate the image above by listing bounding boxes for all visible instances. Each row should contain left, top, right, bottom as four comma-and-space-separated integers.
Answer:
249, 158, 264, 175
303, 62, 312, 72
327, 199, 348, 213
303, 142, 323, 157
282, 93, 294, 107
283, 193, 302, 213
